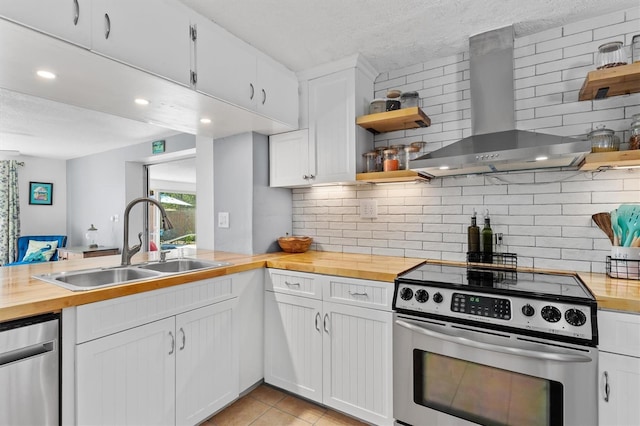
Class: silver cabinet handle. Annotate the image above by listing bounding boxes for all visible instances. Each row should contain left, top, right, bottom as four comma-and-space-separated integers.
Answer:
308, 174, 315, 179
179, 327, 186, 350
284, 281, 301, 287
315, 312, 321, 332
0, 342, 53, 366
323, 313, 329, 333
603, 371, 610, 402
168, 331, 175, 355
104, 13, 111, 39
349, 291, 368, 297
262, 88, 266, 105
249, 83, 255, 100
73, 0, 79, 25
303, 175, 308, 180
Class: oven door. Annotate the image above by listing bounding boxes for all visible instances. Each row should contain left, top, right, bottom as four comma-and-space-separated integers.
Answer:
393, 314, 597, 426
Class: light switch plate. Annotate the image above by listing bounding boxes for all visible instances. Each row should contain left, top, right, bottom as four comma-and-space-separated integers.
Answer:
360, 199, 378, 219
218, 212, 229, 228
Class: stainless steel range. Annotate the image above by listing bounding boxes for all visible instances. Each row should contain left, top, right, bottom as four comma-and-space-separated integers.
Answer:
393, 261, 598, 426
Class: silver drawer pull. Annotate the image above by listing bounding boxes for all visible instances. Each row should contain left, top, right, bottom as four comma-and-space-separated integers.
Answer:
349, 291, 368, 297
603, 371, 610, 402
284, 281, 301, 287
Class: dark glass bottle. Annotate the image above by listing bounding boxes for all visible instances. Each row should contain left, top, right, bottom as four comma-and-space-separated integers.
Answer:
481, 210, 493, 263
467, 210, 480, 256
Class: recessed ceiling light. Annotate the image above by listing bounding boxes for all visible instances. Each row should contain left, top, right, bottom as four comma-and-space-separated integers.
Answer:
200, 118, 211, 124
36, 70, 56, 79
134, 98, 150, 105
439, 166, 450, 170
535, 156, 548, 161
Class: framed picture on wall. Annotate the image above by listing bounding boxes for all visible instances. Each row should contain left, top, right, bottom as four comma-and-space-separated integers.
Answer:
29, 182, 53, 205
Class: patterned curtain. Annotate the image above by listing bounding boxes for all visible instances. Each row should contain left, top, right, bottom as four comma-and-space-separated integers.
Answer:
0, 160, 21, 265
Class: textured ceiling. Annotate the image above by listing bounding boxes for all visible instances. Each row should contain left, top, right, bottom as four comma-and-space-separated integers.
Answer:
1, 0, 639, 161
181, 0, 640, 73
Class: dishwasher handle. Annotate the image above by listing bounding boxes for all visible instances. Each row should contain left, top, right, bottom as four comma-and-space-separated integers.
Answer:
0, 341, 54, 366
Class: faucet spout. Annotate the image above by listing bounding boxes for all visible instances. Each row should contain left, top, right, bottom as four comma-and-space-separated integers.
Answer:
121, 197, 174, 266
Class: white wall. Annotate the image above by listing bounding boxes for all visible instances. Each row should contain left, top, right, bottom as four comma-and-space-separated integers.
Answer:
66, 134, 196, 248
292, 7, 640, 274
0, 154, 67, 236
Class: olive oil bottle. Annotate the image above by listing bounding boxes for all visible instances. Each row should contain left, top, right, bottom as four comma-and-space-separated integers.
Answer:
481, 209, 493, 263
467, 209, 480, 256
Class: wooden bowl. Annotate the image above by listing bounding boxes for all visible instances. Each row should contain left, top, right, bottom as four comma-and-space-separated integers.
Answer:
278, 236, 313, 253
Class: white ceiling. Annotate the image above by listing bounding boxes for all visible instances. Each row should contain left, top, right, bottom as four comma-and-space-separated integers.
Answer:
0, 0, 638, 161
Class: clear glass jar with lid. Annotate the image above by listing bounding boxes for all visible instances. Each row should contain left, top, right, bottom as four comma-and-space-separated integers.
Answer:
588, 126, 619, 152
374, 146, 388, 171
390, 144, 406, 169
630, 113, 640, 150
362, 151, 378, 173
404, 146, 420, 170
383, 149, 399, 171
596, 41, 627, 69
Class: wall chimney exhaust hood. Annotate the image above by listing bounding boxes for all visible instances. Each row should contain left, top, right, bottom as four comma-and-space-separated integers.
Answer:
410, 26, 590, 178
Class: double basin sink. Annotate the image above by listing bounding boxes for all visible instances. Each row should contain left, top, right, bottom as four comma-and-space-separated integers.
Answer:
33, 259, 232, 291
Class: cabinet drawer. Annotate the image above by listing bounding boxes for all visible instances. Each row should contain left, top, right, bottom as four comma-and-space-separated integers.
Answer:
323, 276, 393, 311
265, 269, 322, 299
598, 309, 640, 357
76, 275, 234, 343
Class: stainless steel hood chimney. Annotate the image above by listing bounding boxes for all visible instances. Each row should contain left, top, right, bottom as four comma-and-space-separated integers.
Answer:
410, 26, 590, 178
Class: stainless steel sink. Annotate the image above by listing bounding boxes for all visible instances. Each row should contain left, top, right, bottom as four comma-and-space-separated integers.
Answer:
33, 258, 233, 291
137, 259, 231, 273
34, 267, 163, 291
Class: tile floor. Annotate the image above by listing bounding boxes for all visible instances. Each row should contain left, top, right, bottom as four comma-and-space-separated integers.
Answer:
201, 383, 369, 426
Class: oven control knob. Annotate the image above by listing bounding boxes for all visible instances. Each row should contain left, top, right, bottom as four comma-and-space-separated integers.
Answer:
415, 289, 429, 303
521, 304, 535, 317
565, 309, 587, 327
433, 292, 443, 303
541, 306, 562, 323
400, 287, 414, 301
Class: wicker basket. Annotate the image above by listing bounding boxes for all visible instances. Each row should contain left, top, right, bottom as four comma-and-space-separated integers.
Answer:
278, 236, 313, 253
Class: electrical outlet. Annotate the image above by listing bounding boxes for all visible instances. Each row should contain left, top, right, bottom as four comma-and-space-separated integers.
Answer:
218, 212, 230, 228
360, 199, 378, 219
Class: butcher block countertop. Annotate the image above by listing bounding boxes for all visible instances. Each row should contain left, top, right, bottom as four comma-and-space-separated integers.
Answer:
0, 250, 638, 322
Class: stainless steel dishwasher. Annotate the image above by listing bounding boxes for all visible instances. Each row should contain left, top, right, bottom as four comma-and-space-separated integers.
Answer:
0, 313, 59, 425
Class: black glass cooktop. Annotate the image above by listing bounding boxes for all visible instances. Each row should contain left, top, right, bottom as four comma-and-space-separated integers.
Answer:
397, 262, 594, 301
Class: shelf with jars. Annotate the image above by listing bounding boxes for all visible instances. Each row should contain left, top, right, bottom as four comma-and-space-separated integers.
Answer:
578, 62, 640, 100
580, 150, 640, 171
356, 141, 431, 183
355, 107, 431, 134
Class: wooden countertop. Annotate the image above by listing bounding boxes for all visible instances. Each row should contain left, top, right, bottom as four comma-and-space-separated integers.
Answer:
1, 250, 639, 322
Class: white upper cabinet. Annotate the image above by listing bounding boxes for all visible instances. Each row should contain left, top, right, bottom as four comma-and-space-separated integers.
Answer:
269, 129, 312, 187
90, 0, 192, 87
0, 0, 92, 47
193, 15, 298, 128
270, 56, 375, 187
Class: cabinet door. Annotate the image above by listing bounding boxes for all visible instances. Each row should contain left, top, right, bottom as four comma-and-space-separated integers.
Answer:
599, 351, 640, 426
195, 18, 257, 110
264, 291, 323, 403
256, 55, 298, 128
269, 129, 310, 187
76, 317, 176, 426
91, 0, 191, 86
308, 69, 356, 184
0, 0, 91, 47
322, 301, 393, 426
176, 298, 238, 426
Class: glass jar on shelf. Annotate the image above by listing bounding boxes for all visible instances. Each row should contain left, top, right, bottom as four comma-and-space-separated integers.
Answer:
362, 151, 378, 173
390, 144, 406, 169
588, 126, 619, 152
596, 41, 627, 70
404, 146, 420, 170
630, 114, 640, 150
383, 149, 399, 171
410, 141, 427, 154
374, 146, 388, 171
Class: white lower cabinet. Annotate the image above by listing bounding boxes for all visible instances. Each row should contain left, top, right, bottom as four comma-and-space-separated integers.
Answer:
598, 309, 640, 426
264, 269, 393, 426
73, 274, 244, 426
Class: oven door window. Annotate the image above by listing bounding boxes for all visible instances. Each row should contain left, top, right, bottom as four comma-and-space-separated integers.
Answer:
413, 350, 563, 426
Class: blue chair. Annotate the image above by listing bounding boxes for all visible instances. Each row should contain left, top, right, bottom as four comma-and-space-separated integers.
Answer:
5, 235, 67, 266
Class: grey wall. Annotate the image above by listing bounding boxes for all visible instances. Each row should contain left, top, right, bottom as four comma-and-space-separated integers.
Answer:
66, 133, 196, 248
214, 132, 292, 254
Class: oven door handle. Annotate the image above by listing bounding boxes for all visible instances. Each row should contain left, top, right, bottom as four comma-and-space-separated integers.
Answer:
395, 319, 592, 363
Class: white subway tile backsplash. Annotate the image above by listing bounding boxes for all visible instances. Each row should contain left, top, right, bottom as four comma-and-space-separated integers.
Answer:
292, 9, 639, 274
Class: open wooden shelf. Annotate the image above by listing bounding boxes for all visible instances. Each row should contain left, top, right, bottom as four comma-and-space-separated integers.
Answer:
356, 170, 430, 183
580, 150, 640, 170
579, 62, 640, 100
356, 107, 431, 134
